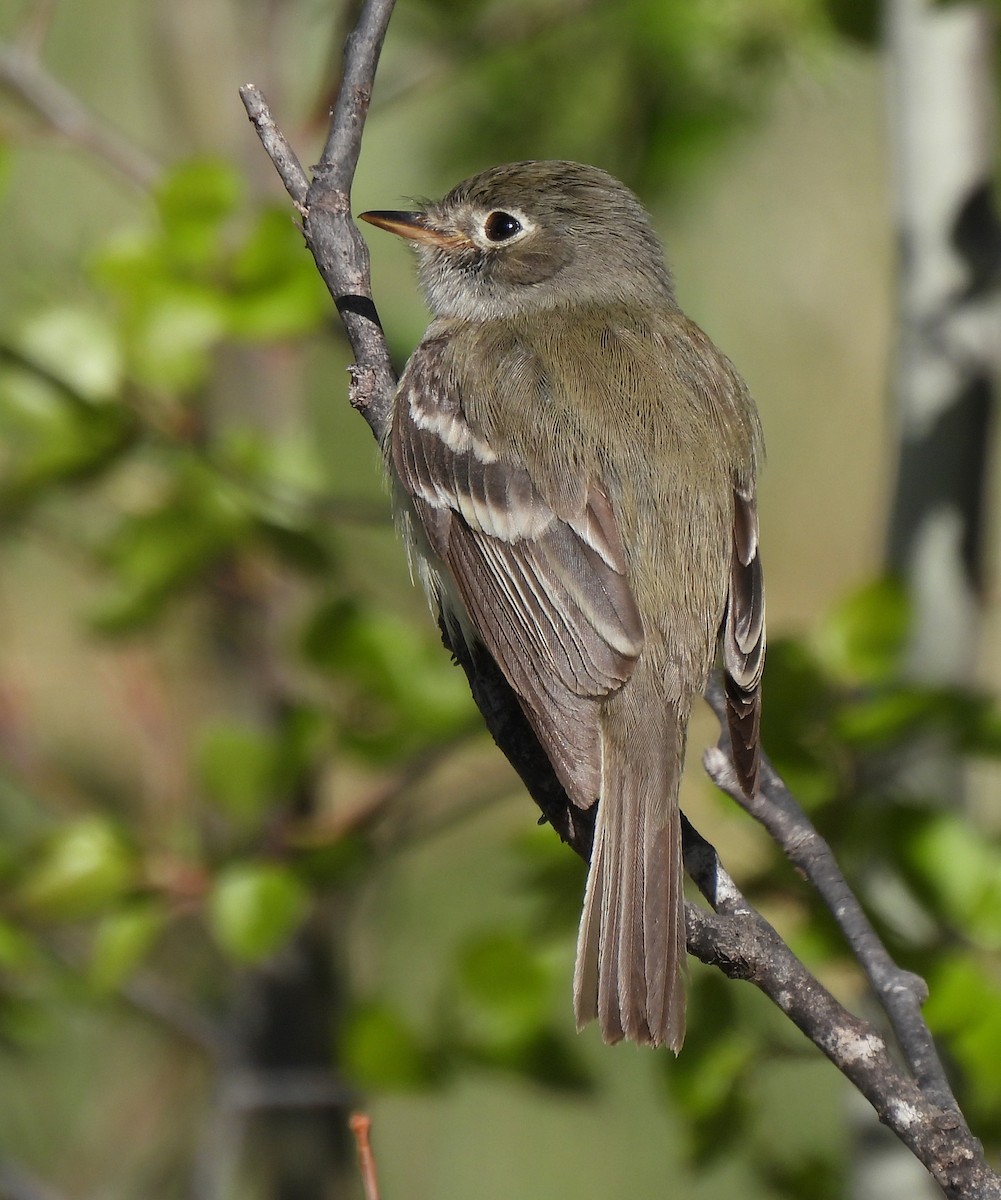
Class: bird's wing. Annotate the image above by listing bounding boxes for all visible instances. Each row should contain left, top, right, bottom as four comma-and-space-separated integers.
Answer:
390, 336, 644, 809
722, 480, 765, 795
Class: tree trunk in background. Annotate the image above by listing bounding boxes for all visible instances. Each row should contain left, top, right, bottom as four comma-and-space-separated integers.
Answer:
852, 4, 1001, 1198
189, 592, 355, 1200
885, 0, 999, 691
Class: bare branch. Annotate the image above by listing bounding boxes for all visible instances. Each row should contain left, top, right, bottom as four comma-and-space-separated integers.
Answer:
703, 676, 958, 1114
239, 0, 398, 443
238, 84, 309, 208
681, 819, 998, 1200
0, 42, 160, 189
316, 0, 396, 189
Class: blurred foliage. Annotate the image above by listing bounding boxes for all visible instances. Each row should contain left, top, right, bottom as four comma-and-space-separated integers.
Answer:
0, 1, 1000, 1199
397, 0, 839, 194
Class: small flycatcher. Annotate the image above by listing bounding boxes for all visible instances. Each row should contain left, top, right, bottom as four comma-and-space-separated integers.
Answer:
361, 160, 764, 1051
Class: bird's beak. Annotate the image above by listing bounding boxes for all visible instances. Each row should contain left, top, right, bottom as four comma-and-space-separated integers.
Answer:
359, 210, 470, 248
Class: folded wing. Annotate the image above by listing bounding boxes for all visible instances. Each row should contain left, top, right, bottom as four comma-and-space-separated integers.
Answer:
391, 337, 644, 808
722, 481, 765, 796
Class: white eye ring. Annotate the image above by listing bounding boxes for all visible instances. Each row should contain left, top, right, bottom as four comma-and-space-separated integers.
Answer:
473, 208, 533, 248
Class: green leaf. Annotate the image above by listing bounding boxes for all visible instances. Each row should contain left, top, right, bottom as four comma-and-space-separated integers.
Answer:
227, 208, 329, 339
925, 954, 1001, 1120
955, 697, 1001, 757
89, 900, 168, 993
903, 814, 1001, 943
208, 862, 309, 962
456, 930, 551, 1043
836, 684, 998, 752
493, 1027, 592, 1092
0, 918, 41, 971
0, 362, 134, 510
814, 577, 909, 685
450, 926, 593, 1090
18, 817, 136, 920
155, 159, 242, 272
91, 211, 230, 392
663, 974, 750, 1122
196, 723, 280, 825
272, 704, 332, 790
433, 0, 827, 196
92, 462, 251, 630
198, 429, 337, 573
90, 225, 171, 311
294, 832, 371, 889
197, 706, 333, 831
17, 306, 122, 400
924, 953, 997, 1032
0, 993, 54, 1048
129, 285, 229, 390
342, 1001, 442, 1090
671, 1028, 755, 1119
834, 687, 939, 746
300, 599, 473, 757
256, 518, 333, 575
756, 637, 840, 807
513, 825, 588, 938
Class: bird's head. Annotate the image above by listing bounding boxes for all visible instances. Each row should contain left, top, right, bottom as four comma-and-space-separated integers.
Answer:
360, 160, 675, 320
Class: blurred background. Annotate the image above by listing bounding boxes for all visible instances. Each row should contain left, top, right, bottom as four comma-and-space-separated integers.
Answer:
1, 1, 1000, 1198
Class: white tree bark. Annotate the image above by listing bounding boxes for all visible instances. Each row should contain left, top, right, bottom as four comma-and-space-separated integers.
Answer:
885, 0, 1000, 685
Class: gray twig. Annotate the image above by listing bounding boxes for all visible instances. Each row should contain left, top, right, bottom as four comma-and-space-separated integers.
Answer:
238, 85, 309, 207
239, 0, 398, 442
681, 818, 997, 1200
703, 676, 958, 1114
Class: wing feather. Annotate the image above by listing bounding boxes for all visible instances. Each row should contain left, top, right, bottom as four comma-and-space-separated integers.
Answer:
723, 483, 765, 796
392, 338, 644, 809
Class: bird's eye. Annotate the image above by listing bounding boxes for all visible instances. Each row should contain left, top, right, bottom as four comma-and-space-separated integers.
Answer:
483, 211, 523, 242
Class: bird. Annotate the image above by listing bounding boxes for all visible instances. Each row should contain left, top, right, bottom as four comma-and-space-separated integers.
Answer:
360, 160, 764, 1051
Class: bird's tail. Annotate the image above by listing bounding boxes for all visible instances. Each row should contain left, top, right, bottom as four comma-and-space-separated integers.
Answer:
572, 691, 688, 1051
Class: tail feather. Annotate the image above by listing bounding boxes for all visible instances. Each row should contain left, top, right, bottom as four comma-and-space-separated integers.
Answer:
573, 697, 688, 1051
644, 785, 685, 1042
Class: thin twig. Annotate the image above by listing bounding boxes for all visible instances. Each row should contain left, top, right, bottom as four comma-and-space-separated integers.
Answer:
703, 675, 959, 1116
240, 0, 399, 440
238, 85, 309, 208
0, 42, 160, 189
350, 1113, 382, 1200
315, 0, 395, 189
681, 822, 997, 1199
